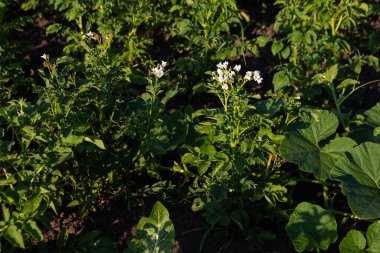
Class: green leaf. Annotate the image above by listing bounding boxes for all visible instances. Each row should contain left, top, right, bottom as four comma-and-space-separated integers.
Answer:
126, 201, 175, 253
339, 230, 366, 253
271, 40, 284, 56
4, 225, 25, 249
67, 199, 80, 208
83, 136, 106, 149
61, 134, 84, 146
256, 36, 272, 47
272, 71, 290, 92
374, 127, 380, 136
0, 107, 10, 122
281, 47, 290, 59
325, 64, 338, 82
280, 109, 356, 180
364, 103, 380, 127
150, 201, 170, 225
57, 227, 69, 248
22, 194, 42, 215
330, 142, 380, 219
286, 202, 337, 253
366, 221, 380, 253
337, 79, 360, 90
24, 220, 43, 242
2, 204, 10, 221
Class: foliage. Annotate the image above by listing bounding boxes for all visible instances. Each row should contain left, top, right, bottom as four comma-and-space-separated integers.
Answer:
124, 201, 175, 253
0, 0, 379, 252
339, 222, 380, 253
286, 202, 337, 252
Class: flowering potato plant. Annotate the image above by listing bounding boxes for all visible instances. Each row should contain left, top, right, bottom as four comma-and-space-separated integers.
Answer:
1, 0, 380, 252
171, 62, 289, 243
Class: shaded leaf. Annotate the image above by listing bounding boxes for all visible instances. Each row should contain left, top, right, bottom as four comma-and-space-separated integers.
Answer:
286, 202, 337, 252
4, 225, 25, 249
364, 103, 380, 127
280, 109, 356, 180
272, 71, 290, 92
331, 142, 380, 219
24, 221, 43, 242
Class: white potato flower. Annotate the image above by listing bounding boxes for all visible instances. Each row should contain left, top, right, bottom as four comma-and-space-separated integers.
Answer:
41, 53, 48, 60
244, 71, 253, 81
151, 60, 167, 78
253, 70, 263, 84
233, 65, 241, 72
86, 31, 94, 39
221, 83, 229, 90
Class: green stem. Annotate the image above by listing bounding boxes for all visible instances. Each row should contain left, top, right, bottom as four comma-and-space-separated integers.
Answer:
323, 184, 330, 209
290, 177, 340, 187
223, 91, 228, 112
338, 79, 380, 107
331, 82, 347, 130
332, 209, 358, 219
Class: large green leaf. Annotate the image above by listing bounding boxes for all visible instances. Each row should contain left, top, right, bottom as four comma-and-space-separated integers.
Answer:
339, 230, 366, 253
365, 103, 380, 127
286, 202, 337, 253
331, 142, 380, 219
280, 109, 356, 180
125, 201, 175, 253
366, 221, 380, 253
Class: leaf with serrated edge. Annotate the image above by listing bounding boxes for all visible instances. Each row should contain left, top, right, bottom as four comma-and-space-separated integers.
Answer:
331, 142, 380, 219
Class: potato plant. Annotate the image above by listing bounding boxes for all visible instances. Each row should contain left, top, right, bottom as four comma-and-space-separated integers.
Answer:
0, 0, 379, 252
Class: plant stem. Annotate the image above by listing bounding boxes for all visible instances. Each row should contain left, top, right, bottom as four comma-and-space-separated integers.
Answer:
331, 82, 347, 130
331, 209, 358, 219
323, 184, 330, 209
289, 177, 340, 187
338, 79, 380, 106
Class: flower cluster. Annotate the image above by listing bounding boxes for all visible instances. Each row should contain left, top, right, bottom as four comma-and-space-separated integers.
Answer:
151, 60, 167, 79
213, 61, 263, 90
214, 61, 238, 90
244, 70, 263, 84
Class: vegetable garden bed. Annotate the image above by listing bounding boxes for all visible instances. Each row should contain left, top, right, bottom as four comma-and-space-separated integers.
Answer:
1, 0, 380, 252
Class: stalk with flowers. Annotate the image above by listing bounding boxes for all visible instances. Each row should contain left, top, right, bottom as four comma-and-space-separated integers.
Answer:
206, 61, 264, 149
209, 61, 263, 112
